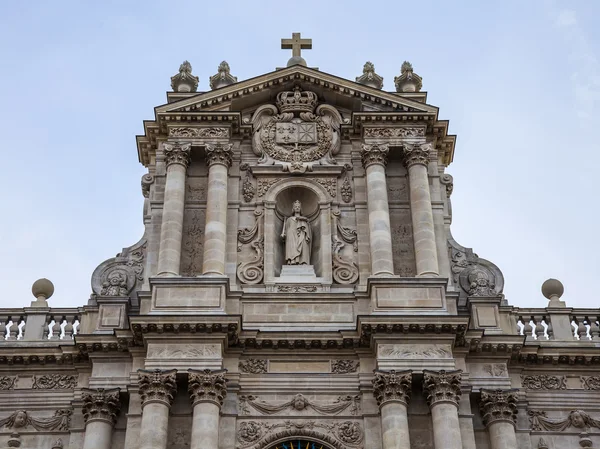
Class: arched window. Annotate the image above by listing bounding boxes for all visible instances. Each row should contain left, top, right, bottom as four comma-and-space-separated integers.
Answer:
266, 440, 334, 449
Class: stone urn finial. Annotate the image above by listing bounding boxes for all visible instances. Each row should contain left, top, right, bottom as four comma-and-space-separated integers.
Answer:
542, 278, 565, 307
209, 61, 237, 90
171, 60, 199, 92
394, 61, 423, 92
355, 61, 383, 89
31, 278, 54, 307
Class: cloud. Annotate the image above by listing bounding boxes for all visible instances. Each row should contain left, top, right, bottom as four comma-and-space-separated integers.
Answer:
555, 9, 577, 27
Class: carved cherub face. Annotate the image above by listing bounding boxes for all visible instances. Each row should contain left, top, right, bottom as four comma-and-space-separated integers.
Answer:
571, 410, 586, 428
292, 394, 307, 410
13, 411, 27, 428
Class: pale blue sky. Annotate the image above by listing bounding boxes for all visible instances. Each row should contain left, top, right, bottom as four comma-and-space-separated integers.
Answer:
0, 1, 598, 308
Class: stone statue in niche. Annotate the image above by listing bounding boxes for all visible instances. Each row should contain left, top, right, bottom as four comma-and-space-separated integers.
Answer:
281, 200, 311, 265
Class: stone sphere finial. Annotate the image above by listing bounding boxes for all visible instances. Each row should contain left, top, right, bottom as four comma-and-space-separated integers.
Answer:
541, 278, 564, 301
287, 55, 307, 67
32, 278, 54, 301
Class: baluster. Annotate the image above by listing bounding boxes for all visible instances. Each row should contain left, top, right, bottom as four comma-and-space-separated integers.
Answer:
517, 316, 525, 336
49, 317, 61, 340
544, 317, 553, 340
590, 318, 600, 341
43, 316, 52, 340
577, 317, 589, 341
63, 317, 74, 340
535, 317, 546, 340
0, 319, 6, 341
6, 319, 16, 341
523, 318, 535, 341
17, 318, 26, 340
571, 318, 581, 340
72, 318, 80, 336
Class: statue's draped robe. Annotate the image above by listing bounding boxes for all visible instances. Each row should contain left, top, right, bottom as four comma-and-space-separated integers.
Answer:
283, 215, 311, 265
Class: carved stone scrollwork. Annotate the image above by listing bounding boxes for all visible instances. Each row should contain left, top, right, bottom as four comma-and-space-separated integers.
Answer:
331, 360, 359, 374
440, 173, 453, 197
257, 178, 280, 197
360, 143, 389, 168
206, 143, 233, 168
372, 370, 412, 407
237, 209, 264, 284
169, 127, 229, 138
32, 374, 76, 390
402, 142, 431, 168
581, 376, 600, 390
529, 409, 600, 432
0, 376, 17, 390
341, 164, 353, 203
364, 127, 425, 138
0, 409, 72, 431
423, 370, 462, 408
240, 163, 255, 202
521, 375, 567, 390
188, 369, 228, 408
164, 142, 192, 167
141, 173, 154, 198
81, 388, 121, 426
480, 389, 518, 427
448, 232, 504, 304
315, 178, 337, 197
331, 211, 359, 284
239, 359, 267, 374
138, 369, 177, 408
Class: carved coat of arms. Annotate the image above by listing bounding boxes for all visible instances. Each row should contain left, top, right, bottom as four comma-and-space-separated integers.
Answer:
251, 86, 344, 173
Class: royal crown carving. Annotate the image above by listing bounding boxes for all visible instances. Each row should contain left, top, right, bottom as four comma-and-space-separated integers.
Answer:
252, 86, 343, 173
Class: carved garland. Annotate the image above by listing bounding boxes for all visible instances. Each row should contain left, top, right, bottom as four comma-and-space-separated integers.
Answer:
521, 375, 567, 390
240, 163, 256, 202
529, 409, 600, 432
0, 409, 72, 431
169, 127, 229, 138
32, 374, 77, 390
238, 393, 360, 416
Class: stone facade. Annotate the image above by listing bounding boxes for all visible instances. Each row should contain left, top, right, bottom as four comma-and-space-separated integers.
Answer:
0, 35, 597, 449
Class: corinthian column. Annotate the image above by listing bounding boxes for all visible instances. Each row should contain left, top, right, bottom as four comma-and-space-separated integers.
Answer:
480, 389, 519, 449
403, 144, 439, 277
81, 388, 121, 449
361, 144, 394, 276
423, 370, 463, 449
372, 370, 412, 449
138, 369, 178, 449
157, 142, 191, 276
188, 369, 228, 449
202, 143, 233, 275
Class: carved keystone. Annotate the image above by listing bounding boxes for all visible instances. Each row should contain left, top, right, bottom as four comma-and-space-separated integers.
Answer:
81, 388, 121, 426
372, 369, 412, 407
480, 389, 518, 427
138, 369, 177, 408
188, 369, 228, 408
423, 369, 462, 408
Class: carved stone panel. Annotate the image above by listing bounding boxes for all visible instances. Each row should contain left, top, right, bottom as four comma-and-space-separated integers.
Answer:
181, 209, 205, 276
390, 209, 416, 276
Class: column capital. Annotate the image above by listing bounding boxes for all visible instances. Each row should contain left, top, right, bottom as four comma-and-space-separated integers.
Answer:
163, 142, 191, 167
188, 369, 228, 408
372, 369, 412, 407
402, 143, 432, 168
361, 143, 389, 168
480, 389, 519, 427
206, 143, 233, 168
423, 369, 462, 408
138, 369, 178, 408
81, 387, 121, 426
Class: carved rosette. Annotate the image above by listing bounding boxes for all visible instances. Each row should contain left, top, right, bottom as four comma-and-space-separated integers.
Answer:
188, 369, 228, 408
138, 369, 177, 408
163, 142, 192, 167
480, 389, 518, 427
372, 370, 412, 407
81, 388, 121, 426
206, 143, 233, 168
361, 143, 389, 168
402, 143, 430, 168
423, 370, 462, 408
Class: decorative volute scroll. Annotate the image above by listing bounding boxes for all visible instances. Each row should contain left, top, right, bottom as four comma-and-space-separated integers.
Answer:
138, 369, 178, 408
479, 389, 518, 427
205, 142, 233, 168
188, 369, 228, 408
423, 369, 462, 407
251, 86, 343, 173
331, 211, 358, 284
448, 232, 504, 303
361, 143, 389, 168
91, 237, 147, 299
372, 369, 412, 407
402, 142, 431, 168
237, 209, 264, 284
81, 388, 121, 426
164, 141, 192, 167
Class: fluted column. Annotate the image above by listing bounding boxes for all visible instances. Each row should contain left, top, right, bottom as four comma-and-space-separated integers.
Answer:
157, 142, 191, 276
361, 144, 394, 276
372, 370, 412, 449
138, 369, 177, 449
202, 143, 233, 275
81, 388, 121, 449
403, 144, 439, 277
188, 369, 228, 449
423, 370, 463, 449
480, 389, 519, 449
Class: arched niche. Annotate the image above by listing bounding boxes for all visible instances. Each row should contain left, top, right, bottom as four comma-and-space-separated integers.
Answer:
263, 178, 332, 287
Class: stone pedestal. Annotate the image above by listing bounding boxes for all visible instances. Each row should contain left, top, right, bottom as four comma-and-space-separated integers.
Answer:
81, 388, 121, 449
403, 144, 439, 277
138, 369, 177, 449
278, 264, 319, 283
423, 370, 463, 449
373, 370, 412, 449
157, 142, 191, 276
480, 389, 519, 449
361, 144, 394, 277
188, 369, 228, 449
202, 143, 232, 276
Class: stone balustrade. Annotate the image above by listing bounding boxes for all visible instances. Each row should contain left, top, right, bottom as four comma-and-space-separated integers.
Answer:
0, 308, 81, 341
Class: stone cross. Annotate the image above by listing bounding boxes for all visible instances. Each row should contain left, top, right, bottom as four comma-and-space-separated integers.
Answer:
281, 32, 312, 57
